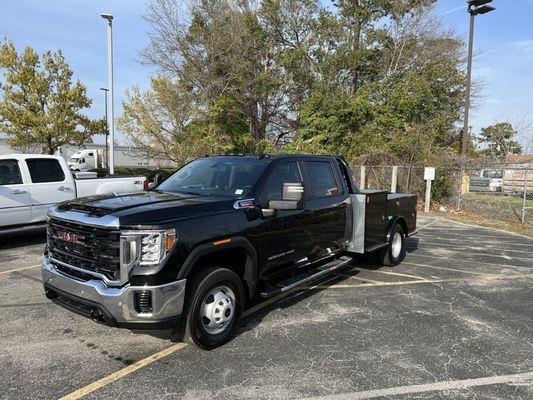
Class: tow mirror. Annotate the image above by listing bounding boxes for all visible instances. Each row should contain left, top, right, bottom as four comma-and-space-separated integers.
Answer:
268, 182, 304, 210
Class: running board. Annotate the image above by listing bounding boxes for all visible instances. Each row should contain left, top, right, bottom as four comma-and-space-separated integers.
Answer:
260, 256, 353, 298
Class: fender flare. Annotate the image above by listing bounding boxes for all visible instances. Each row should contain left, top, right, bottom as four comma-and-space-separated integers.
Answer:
386, 216, 408, 242
177, 236, 259, 298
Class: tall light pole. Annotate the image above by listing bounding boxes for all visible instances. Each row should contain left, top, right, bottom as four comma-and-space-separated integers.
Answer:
461, 0, 496, 155
101, 13, 115, 174
99, 87, 109, 169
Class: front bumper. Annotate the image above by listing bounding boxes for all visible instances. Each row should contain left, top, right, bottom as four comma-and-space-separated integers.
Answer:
42, 256, 186, 330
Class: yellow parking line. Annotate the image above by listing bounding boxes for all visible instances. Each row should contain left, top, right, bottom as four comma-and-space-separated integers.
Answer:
0, 265, 40, 276
333, 272, 385, 284
370, 270, 428, 280
402, 262, 501, 277
416, 219, 439, 231
322, 273, 533, 289
59, 342, 188, 400
348, 276, 385, 284
325, 278, 439, 289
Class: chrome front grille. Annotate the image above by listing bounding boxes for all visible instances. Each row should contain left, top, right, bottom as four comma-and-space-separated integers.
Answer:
47, 218, 121, 282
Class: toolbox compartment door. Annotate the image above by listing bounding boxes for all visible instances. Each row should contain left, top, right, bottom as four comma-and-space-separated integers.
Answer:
364, 191, 388, 250
346, 191, 388, 254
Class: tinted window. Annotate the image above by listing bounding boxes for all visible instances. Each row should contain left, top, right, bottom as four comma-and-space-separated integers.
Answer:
0, 159, 23, 185
304, 161, 340, 198
158, 157, 269, 197
26, 159, 65, 183
262, 162, 302, 202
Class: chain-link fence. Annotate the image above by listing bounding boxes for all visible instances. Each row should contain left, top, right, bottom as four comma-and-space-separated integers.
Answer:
351, 166, 426, 199
444, 165, 532, 225
350, 164, 532, 226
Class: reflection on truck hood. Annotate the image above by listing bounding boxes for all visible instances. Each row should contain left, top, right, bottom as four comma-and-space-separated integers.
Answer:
59, 191, 235, 225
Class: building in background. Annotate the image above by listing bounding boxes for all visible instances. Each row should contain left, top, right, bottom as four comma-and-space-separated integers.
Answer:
503, 154, 533, 193
0, 138, 176, 169
507, 154, 533, 168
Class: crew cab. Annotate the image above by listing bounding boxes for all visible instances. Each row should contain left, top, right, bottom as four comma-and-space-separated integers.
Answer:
0, 154, 147, 229
42, 154, 417, 349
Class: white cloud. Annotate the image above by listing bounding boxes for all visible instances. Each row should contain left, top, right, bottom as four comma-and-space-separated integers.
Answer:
473, 47, 501, 60
440, 5, 466, 16
511, 40, 533, 53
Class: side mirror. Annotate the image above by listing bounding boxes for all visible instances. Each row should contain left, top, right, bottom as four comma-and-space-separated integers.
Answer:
268, 182, 304, 210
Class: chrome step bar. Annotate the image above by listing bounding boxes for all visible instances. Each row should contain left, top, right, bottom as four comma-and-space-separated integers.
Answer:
260, 255, 353, 298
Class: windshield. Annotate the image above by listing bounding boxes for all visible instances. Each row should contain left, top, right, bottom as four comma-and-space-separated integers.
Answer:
157, 157, 270, 197
69, 157, 80, 163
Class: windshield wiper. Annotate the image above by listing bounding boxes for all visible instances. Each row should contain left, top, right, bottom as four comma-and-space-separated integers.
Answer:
180, 190, 211, 196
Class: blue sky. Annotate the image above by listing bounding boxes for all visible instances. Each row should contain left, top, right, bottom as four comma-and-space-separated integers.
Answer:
1, 0, 532, 150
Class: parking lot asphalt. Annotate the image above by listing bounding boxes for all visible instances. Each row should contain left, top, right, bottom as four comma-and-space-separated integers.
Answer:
1, 215, 532, 400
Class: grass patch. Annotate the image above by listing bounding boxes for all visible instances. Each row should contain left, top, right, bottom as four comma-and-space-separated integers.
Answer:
436, 211, 533, 238
456, 193, 532, 225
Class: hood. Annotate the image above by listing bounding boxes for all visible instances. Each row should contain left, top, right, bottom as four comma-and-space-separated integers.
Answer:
57, 191, 236, 226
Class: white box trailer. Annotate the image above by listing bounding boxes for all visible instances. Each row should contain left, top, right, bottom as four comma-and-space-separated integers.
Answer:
67, 149, 105, 171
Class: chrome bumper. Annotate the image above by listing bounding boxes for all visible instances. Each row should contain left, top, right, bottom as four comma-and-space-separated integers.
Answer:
42, 256, 186, 327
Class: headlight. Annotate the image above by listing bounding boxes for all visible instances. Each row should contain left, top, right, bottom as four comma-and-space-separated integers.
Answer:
120, 229, 176, 267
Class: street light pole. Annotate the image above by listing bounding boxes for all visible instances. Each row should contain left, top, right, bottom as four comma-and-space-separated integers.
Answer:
99, 87, 109, 169
457, 0, 495, 211
461, 0, 496, 155
101, 13, 115, 175
461, 12, 475, 155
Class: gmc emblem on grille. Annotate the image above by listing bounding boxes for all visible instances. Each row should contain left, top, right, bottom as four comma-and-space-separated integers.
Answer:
57, 230, 85, 245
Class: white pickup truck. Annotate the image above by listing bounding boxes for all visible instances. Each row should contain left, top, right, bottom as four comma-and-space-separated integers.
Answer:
0, 154, 147, 229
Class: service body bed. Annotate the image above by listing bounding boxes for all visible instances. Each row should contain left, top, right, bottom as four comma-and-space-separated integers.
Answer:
347, 190, 417, 254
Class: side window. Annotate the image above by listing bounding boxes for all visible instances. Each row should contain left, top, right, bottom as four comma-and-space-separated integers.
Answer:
26, 159, 65, 183
0, 159, 23, 185
304, 161, 340, 198
262, 162, 302, 202
88, 152, 93, 157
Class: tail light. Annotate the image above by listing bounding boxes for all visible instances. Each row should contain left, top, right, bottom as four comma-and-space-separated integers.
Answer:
143, 179, 149, 190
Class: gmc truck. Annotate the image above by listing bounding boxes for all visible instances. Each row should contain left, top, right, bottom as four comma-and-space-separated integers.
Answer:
42, 154, 417, 349
0, 154, 147, 230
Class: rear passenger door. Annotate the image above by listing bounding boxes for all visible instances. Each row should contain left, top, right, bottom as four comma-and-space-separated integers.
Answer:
0, 159, 32, 226
302, 159, 348, 260
26, 158, 75, 223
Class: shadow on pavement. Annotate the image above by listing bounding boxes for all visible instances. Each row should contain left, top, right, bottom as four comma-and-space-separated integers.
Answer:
0, 226, 47, 250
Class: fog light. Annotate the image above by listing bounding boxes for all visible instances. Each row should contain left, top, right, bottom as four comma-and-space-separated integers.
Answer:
134, 290, 153, 314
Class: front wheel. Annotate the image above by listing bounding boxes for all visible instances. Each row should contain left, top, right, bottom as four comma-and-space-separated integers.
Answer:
378, 225, 406, 266
181, 267, 244, 349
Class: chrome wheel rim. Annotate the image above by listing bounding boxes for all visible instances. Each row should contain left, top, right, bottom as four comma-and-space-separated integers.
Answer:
200, 285, 236, 335
391, 232, 402, 259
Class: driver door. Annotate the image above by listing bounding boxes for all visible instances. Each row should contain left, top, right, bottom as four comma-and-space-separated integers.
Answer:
256, 161, 314, 274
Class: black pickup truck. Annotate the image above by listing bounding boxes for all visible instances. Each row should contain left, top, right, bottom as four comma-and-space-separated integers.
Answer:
42, 154, 417, 348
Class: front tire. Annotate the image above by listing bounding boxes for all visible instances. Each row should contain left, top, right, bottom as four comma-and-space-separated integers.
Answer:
378, 225, 406, 266
181, 267, 244, 349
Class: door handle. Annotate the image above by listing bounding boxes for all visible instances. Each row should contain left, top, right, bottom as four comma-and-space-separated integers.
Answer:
58, 186, 73, 192
11, 189, 27, 194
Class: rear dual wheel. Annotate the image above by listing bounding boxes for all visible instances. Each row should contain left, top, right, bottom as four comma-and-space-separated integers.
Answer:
378, 225, 406, 266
